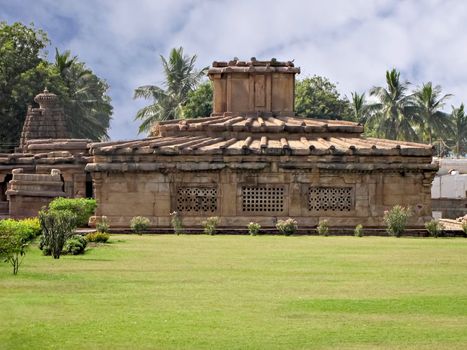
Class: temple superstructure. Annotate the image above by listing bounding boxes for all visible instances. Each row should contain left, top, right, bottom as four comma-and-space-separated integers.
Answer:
20, 88, 69, 148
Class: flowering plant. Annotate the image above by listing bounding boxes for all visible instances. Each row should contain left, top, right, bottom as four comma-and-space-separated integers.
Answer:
247, 222, 261, 235
170, 211, 183, 235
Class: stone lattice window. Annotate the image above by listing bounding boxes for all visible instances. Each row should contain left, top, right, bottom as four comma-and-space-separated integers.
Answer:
308, 187, 352, 211
176, 187, 217, 213
242, 186, 284, 212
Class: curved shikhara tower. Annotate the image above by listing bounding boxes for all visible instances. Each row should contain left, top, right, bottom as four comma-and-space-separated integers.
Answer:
20, 88, 69, 149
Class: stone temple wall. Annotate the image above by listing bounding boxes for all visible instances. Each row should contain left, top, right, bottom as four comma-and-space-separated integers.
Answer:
87, 110, 436, 229
92, 166, 433, 229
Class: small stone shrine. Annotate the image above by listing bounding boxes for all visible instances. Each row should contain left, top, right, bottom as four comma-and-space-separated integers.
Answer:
0, 89, 90, 218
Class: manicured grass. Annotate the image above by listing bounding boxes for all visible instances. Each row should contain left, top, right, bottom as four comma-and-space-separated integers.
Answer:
1, 235, 467, 349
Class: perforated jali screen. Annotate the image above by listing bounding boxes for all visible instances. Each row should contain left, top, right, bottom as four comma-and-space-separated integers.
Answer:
176, 187, 218, 213
308, 187, 352, 211
242, 186, 284, 212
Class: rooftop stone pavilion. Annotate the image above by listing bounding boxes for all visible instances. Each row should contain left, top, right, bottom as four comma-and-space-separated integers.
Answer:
85, 59, 437, 229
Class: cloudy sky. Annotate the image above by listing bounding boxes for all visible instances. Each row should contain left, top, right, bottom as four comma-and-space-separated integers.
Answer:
2, 0, 467, 140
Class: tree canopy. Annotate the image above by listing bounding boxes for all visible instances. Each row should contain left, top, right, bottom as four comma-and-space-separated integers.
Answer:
295, 75, 351, 120
449, 104, 467, 157
181, 80, 213, 119
412, 82, 453, 144
366, 69, 420, 141
53, 49, 112, 140
0, 22, 112, 151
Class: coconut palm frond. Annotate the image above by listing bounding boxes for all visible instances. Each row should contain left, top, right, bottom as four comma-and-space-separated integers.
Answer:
134, 47, 207, 133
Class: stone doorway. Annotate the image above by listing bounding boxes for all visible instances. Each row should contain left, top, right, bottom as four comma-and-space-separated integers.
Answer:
85, 173, 94, 198
0, 173, 12, 216
0, 173, 12, 201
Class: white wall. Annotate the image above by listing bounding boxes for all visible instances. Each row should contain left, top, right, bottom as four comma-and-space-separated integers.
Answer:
432, 173, 467, 199
436, 158, 467, 174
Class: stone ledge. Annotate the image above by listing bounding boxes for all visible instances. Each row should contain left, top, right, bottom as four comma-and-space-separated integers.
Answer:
6, 190, 66, 198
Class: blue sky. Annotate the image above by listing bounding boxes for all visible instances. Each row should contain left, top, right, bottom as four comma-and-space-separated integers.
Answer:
2, 0, 467, 140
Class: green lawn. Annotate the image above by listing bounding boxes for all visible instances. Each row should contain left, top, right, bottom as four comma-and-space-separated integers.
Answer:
1, 235, 467, 349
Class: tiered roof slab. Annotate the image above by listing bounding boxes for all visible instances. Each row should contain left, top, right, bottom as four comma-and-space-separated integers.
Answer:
89, 114, 434, 158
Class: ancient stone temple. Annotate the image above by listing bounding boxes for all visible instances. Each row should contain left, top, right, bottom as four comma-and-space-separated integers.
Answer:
0, 89, 91, 218
84, 59, 437, 229
0, 59, 438, 228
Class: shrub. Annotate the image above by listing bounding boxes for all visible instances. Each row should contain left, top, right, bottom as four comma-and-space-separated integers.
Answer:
0, 224, 28, 274
21, 217, 42, 238
425, 219, 444, 238
38, 235, 51, 256
85, 232, 110, 243
0, 218, 41, 243
170, 211, 183, 235
383, 205, 411, 237
276, 218, 298, 236
130, 216, 150, 234
49, 197, 97, 227
462, 220, 467, 234
354, 224, 364, 237
247, 222, 261, 236
96, 216, 110, 233
64, 235, 87, 255
317, 220, 329, 236
203, 216, 219, 235
39, 209, 77, 259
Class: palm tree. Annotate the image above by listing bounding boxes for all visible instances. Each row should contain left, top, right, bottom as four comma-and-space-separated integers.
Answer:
412, 82, 453, 144
54, 49, 112, 140
134, 47, 208, 133
367, 69, 419, 141
451, 104, 467, 157
54, 48, 78, 75
349, 91, 371, 123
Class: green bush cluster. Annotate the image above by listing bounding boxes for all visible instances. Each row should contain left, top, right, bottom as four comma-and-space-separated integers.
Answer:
276, 218, 298, 236
86, 232, 110, 243
354, 224, 364, 237
317, 220, 329, 236
39, 209, 77, 259
0, 217, 41, 242
247, 222, 261, 236
462, 221, 467, 234
64, 235, 87, 255
0, 217, 39, 274
96, 216, 110, 233
203, 216, 219, 235
425, 219, 444, 238
130, 216, 150, 234
170, 211, 183, 235
49, 197, 97, 227
383, 205, 412, 237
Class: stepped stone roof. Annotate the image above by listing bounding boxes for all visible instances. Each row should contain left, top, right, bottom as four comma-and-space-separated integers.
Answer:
85, 58, 433, 172
0, 139, 90, 171
154, 113, 363, 135
89, 114, 433, 157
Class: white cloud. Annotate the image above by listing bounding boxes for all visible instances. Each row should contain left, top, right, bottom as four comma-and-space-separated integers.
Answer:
2, 0, 467, 139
